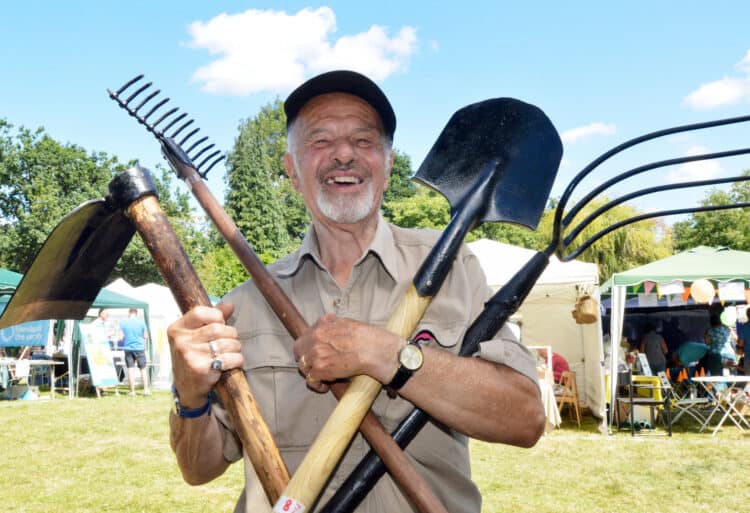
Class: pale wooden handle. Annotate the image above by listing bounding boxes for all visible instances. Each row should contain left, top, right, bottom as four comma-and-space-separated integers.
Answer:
273, 285, 432, 512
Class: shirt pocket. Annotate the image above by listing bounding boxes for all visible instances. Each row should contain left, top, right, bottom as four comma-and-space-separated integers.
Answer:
241, 331, 336, 454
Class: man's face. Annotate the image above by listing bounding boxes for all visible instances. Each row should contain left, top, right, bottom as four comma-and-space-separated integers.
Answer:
284, 92, 393, 226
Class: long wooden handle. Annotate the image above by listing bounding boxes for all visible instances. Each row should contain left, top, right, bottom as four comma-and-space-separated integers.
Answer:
124, 192, 289, 504
273, 286, 432, 512
175, 160, 448, 512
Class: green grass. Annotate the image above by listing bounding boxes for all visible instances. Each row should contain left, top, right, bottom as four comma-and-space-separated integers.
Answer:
3, 391, 749, 512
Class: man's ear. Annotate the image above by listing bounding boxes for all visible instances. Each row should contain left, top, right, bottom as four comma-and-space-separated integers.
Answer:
284, 153, 301, 192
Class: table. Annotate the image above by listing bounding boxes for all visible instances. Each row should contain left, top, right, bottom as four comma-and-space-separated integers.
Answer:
692, 375, 750, 436
0, 358, 64, 399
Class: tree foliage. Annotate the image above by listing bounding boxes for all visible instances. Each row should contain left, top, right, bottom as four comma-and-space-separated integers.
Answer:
672, 172, 750, 252
0, 119, 203, 286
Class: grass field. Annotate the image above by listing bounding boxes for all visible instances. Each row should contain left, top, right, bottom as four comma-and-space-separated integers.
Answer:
2, 390, 748, 513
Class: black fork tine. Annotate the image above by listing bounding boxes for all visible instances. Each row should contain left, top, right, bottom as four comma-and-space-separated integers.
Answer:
199, 154, 226, 178
170, 119, 194, 139
191, 143, 215, 162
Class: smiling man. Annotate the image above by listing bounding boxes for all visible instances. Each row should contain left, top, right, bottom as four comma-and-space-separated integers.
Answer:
167, 70, 544, 513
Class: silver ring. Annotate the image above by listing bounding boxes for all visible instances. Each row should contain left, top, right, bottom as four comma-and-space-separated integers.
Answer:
299, 354, 307, 370
208, 340, 219, 358
210, 358, 223, 371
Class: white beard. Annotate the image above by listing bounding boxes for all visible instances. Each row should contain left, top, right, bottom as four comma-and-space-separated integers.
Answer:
316, 180, 376, 224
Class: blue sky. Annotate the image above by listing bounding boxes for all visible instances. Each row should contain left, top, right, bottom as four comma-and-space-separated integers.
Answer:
2, 1, 749, 228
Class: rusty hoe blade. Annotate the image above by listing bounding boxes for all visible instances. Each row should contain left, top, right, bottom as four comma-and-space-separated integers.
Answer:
107, 74, 225, 178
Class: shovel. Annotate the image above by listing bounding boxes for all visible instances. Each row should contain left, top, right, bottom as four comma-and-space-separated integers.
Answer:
274, 98, 562, 513
0, 167, 290, 504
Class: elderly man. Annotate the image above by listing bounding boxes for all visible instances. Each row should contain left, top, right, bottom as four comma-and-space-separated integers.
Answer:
167, 70, 544, 513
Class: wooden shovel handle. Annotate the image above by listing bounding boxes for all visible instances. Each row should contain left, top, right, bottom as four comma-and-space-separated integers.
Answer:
124, 193, 289, 504
274, 286, 432, 512
179, 166, 448, 513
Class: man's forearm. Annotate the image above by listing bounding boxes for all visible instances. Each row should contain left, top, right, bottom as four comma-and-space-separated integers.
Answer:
169, 411, 230, 485
398, 348, 545, 447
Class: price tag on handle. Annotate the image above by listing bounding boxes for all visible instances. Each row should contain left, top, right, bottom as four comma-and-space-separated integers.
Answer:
274, 496, 305, 513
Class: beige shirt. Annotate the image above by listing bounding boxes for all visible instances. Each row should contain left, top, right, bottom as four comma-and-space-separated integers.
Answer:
207, 217, 538, 513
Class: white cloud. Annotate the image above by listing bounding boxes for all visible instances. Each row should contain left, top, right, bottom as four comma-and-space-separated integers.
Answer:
187, 7, 418, 95
683, 49, 750, 109
666, 145, 723, 183
561, 122, 616, 144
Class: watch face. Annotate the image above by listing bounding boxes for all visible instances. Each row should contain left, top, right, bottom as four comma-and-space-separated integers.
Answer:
400, 344, 424, 371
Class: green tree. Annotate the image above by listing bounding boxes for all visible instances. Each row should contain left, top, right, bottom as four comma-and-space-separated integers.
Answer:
673, 173, 750, 251
382, 149, 417, 221
226, 101, 308, 256
0, 120, 202, 285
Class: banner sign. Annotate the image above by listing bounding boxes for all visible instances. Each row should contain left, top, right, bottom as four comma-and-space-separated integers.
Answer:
80, 324, 119, 387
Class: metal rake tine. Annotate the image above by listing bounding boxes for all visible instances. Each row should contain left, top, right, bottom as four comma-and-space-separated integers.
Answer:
563, 173, 750, 248
198, 152, 224, 177
562, 146, 750, 228
150, 107, 179, 133
179, 127, 200, 147
133, 88, 161, 114
561, 202, 750, 261
170, 118, 194, 139
125, 81, 152, 105
186, 136, 209, 154
191, 143, 215, 162
113, 74, 144, 96
142, 97, 171, 124
161, 112, 187, 134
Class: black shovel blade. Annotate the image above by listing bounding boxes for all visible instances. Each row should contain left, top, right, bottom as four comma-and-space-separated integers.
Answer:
415, 98, 562, 229
0, 199, 134, 329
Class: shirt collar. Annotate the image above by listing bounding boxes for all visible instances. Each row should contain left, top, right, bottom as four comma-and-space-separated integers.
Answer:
275, 214, 398, 282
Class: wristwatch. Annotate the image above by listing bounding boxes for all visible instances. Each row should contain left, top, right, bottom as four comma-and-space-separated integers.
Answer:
387, 338, 424, 391
171, 386, 212, 418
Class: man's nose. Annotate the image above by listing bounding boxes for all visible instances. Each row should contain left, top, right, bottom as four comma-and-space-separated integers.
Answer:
331, 137, 356, 165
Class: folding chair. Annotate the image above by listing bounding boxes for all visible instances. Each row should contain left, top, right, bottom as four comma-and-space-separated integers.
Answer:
555, 370, 581, 427
3, 359, 31, 399
659, 372, 711, 428
615, 369, 672, 436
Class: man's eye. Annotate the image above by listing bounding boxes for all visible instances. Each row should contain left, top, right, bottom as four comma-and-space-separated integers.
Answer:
356, 138, 373, 147
313, 139, 331, 148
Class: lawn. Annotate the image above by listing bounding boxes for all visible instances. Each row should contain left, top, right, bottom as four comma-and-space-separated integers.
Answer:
2, 391, 748, 512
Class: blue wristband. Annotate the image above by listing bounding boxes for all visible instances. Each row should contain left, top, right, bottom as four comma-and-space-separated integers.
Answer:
172, 386, 211, 418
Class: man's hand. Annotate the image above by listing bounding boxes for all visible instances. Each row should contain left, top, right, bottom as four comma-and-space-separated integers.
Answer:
293, 313, 403, 393
167, 303, 242, 408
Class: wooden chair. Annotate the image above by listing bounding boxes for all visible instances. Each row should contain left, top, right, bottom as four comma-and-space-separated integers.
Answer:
555, 370, 581, 427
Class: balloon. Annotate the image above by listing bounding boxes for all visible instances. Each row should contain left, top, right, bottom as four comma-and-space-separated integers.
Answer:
720, 308, 737, 326
690, 279, 715, 304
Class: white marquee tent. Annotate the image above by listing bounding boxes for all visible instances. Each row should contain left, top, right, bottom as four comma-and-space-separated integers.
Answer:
467, 239, 606, 423
106, 278, 182, 390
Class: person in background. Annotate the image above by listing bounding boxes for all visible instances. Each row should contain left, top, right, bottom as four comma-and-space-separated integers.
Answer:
704, 313, 736, 376
536, 348, 570, 383
120, 308, 150, 396
640, 321, 668, 374
736, 306, 750, 375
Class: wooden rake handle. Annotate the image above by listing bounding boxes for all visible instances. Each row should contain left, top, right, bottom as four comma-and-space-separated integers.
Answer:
111, 169, 289, 504
176, 161, 447, 513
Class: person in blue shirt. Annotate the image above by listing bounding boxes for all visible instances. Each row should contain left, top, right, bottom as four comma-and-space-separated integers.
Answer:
120, 308, 150, 396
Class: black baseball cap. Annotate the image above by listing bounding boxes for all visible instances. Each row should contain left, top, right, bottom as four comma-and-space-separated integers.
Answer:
284, 70, 396, 140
